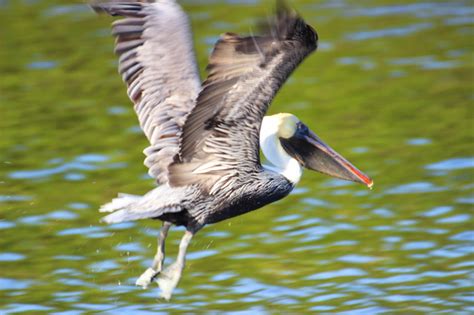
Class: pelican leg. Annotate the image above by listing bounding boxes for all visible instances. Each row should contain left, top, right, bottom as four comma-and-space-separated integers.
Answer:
136, 221, 171, 289
157, 230, 194, 300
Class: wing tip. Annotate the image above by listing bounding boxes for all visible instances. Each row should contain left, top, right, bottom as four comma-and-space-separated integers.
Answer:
272, 0, 318, 49
89, 1, 146, 17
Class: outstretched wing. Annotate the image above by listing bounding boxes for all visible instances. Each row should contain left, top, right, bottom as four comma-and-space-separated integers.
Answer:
91, 0, 201, 184
169, 4, 318, 193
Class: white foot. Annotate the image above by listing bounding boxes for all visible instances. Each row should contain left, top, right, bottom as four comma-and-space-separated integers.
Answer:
157, 262, 183, 301
135, 267, 158, 289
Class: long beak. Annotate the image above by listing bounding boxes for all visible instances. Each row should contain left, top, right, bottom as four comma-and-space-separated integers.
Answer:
281, 130, 373, 188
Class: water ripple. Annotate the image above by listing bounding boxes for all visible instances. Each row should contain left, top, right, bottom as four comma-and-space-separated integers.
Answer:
1, 304, 52, 313
0, 221, 16, 230
27, 60, 58, 70
58, 226, 111, 238
307, 268, 367, 280
406, 138, 432, 146
450, 231, 474, 242
426, 157, 474, 171
422, 206, 453, 217
0, 253, 25, 262
348, 3, 474, 18
0, 278, 32, 291
9, 154, 110, 180
337, 254, 378, 263
385, 182, 446, 194
114, 242, 143, 252
436, 214, 470, 224
89, 260, 119, 273
0, 195, 32, 203
402, 241, 436, 250
347, 23, 432, 41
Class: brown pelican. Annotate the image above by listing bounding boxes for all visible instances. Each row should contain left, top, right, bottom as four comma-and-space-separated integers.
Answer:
91, 0, 373, 300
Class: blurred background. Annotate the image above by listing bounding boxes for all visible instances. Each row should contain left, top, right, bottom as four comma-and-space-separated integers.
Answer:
0, 0, 473, 313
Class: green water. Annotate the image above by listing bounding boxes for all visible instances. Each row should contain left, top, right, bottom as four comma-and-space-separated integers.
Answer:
0, 0, 473, 313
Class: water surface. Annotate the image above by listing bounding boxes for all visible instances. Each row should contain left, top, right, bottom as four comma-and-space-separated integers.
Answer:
0, 0, 473, 313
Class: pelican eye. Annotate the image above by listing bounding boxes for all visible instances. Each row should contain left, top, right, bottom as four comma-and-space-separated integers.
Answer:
297, 122, 309, 135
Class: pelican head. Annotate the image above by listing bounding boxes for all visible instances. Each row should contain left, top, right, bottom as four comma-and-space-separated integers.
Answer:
260, 113, 373, 187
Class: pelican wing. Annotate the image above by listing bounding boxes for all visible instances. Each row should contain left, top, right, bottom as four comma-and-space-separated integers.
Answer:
170, 4, 318, 193
91, 0, 201, 184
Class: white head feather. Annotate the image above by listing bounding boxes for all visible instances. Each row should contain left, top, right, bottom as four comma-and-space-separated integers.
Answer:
260, 113, 302, 184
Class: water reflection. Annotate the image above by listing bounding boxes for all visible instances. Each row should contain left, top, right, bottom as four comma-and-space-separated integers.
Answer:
426, 158, 474, 171
348, 2, 474, 18
0, 0, 472, 313
346, 23, 433, 41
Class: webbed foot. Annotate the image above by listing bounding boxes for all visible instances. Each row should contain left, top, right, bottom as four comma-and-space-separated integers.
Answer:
156, 261, 184, 301
136, 267, 159, 289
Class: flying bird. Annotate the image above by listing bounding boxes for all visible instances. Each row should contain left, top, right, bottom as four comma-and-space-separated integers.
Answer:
91, 0, 373, 300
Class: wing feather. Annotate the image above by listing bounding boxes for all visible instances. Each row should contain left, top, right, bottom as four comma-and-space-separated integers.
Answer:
169, 3, 318, 192
91, 0, 201, 184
